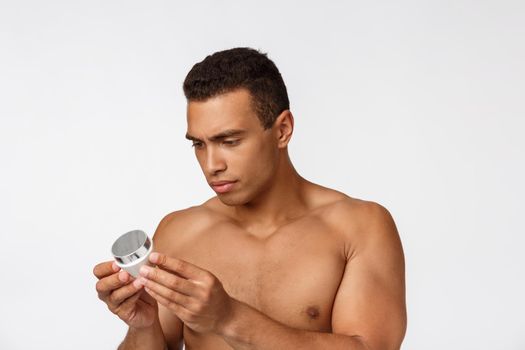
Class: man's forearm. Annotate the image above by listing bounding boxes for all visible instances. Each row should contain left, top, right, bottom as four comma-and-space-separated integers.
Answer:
118, 317, 167, 350
219, 299, 369, 350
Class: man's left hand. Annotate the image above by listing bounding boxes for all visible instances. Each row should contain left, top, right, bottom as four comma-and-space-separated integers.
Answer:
135, 252, 234, 334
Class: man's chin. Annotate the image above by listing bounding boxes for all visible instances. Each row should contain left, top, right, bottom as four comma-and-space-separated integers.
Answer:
216, 193, 247, 206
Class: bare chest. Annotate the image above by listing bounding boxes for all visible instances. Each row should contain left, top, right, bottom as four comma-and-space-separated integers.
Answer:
175, 219, 347, 334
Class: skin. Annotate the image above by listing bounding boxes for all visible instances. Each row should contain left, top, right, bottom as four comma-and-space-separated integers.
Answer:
93, 88, 407, 350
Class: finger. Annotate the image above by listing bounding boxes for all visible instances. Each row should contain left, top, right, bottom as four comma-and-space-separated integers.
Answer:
149, 252, 206, 280
145, 286, 192, 321
107, 280, 143, 308
115, 290, 143, 320
93, 261, 120, 279
139, 266, 197, 296
141, 277, 194, 310
96, 270, 132, 298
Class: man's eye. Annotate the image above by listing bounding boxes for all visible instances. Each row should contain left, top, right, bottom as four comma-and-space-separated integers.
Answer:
191, 142, 203, 148
223, 139, 240, 146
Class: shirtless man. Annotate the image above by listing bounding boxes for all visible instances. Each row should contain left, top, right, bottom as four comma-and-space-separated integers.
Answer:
93, 47, 406, 350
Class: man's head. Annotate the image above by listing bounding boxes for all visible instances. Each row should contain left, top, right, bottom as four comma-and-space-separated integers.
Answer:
183, 48, 294, 206
183, 47, 289, 130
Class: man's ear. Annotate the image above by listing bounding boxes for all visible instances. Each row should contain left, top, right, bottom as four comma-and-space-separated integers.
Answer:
273, 110, 294, 148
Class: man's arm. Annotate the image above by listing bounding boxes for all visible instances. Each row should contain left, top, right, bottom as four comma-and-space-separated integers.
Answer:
119, 212, 186, 350
219, 202, 406, 350
117, 316, 167, 350
158, 303, 184, 350
220, 300, 371, 349
117, 306, 183, 350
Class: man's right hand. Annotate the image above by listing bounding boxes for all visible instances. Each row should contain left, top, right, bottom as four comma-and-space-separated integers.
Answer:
93, 261, 159, 329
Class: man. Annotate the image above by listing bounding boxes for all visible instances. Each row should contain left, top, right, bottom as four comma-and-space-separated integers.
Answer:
93, 47, 406, 350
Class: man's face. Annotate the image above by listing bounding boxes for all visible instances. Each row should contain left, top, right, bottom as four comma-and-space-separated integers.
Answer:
186, 89, 279, 206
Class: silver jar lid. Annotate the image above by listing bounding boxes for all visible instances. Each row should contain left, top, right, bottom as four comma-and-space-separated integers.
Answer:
111, 230, 151, 265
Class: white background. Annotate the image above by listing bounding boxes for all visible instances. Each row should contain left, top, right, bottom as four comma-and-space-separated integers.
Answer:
1, 1, 524, 349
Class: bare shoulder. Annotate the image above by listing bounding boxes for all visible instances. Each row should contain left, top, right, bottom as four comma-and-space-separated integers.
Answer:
328, 195, 397, 236
309, 186, 401, 257
309, 184, 395, 227
151, 199, 224, 254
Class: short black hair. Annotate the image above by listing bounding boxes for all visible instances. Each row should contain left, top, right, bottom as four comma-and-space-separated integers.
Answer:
183, 47, 290, 129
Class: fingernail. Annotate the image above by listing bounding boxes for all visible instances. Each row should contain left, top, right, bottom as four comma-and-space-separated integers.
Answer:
118, 270, 128, 282
149, 252, 159, 264
112, 262, 120, 272
140, 265, 151, 277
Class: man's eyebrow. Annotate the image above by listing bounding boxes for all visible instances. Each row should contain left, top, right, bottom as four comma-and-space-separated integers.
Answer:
210, 129, 246, 141
185, 129, 246, 142
185, 133, 200, 142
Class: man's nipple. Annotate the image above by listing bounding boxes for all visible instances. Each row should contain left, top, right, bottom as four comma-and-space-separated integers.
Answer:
306, 306, 320, 319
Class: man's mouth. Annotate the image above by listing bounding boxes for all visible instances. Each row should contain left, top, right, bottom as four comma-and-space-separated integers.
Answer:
209, 180, 237, 194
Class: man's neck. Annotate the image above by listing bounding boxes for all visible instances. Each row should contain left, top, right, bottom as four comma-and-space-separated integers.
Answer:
230, 155, 311, 229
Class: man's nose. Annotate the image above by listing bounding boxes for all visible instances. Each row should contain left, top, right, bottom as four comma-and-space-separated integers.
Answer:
205, 147, 226, 176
